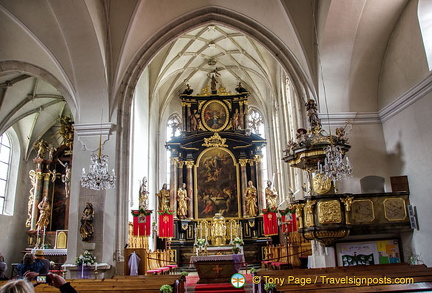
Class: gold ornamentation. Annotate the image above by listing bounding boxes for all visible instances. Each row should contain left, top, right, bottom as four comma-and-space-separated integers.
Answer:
351, 199, 375, 223
293, 203, 305, 229
303, 229, 350, 246
304, 200, 316, 227
340, 196, 354, 224
202, 133, 228, 147
318, 200, 342, 224
238, 159, 248, 167
313, 173, 332, 194
185, 161, 195, 168
384, 198, 407, 221
171, 157, 179, 166
201, 100, 230, 132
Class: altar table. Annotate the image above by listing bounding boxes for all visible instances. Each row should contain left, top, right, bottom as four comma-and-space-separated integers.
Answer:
190, 254, 245, 283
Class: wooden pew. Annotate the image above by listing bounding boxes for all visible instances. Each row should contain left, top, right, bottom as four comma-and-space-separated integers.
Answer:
1, 275, 184, 293
255, 264, 432, 292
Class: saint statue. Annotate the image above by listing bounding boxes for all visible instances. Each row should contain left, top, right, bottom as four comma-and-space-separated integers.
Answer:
305, 99, 321, 130
244, 180, 258, 217
157, 183, 170, 211
57, 159, 71, 198
139, 176, 149, 210
265, 180, 278, 209
80, 202, 94, 242
177, 183, 189, 219
211, 213, 226, 246
36, 197, 51, 231
232, 108, 241, 130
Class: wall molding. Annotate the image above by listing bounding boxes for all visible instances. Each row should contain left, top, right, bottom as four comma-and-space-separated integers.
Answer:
380, 73, 432, 122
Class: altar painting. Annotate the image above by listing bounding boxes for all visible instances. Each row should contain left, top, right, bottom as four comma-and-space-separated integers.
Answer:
195, 148, 239, 219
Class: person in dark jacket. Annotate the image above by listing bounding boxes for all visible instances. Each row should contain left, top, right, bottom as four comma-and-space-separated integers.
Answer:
34, 250, 50, 274
17, 253, 43, 279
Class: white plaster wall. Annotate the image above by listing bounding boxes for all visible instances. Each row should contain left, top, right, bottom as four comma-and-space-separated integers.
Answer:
337, 123, 390, 194
379, 0, 429, 108
382, 93, 432, 266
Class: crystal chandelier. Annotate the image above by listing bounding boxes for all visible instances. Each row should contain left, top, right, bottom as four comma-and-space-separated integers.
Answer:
318, 143, 353, 182
81, 136, 116, 190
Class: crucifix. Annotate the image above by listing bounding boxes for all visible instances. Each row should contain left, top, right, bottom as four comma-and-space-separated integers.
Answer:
212, 265, 223, 274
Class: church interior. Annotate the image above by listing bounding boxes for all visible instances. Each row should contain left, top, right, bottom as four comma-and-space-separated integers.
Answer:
1, 0, 432, 292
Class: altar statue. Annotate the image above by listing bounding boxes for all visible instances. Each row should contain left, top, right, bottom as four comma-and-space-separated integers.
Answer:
157, 183, 170, 211
36, 197, 51, 231
80, 202, 94, 242
177, 183, 189, 219
265, 180, 278, 209
211, 213, 226, 246
244, 180, 258, 217
139, 176, 149, 210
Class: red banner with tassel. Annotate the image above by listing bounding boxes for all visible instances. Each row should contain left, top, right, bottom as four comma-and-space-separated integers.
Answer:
263, 208, 278, 236
280, 208, 297, 233
158, 210, 174, 238
131, 209, 152, 236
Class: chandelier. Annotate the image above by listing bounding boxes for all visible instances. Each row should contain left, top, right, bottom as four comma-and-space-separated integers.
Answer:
318, 140, 353, 183
81, 136, 116, 190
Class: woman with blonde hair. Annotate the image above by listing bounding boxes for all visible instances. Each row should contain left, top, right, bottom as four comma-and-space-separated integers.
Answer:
0, 279, 34, 293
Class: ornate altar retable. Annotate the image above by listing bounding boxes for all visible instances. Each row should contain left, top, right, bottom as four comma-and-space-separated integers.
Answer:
190, 254, 245, 283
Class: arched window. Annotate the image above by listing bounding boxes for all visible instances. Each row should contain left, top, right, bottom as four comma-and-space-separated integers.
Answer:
418, 0, 432, 70
166, 114, 182, 185
166, 114, 182, 140
248, 108, 265, 138
0, 133, 12, 214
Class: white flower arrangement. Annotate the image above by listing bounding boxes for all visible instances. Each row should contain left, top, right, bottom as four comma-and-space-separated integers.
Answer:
195, 238, 206, 247
75, 250, 96, 266
233, 237, 244, 246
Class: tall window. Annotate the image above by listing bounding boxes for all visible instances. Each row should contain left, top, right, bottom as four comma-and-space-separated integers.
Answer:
0, 133, 11, 214
166, 114, 182, 185
248, 108, 268, 182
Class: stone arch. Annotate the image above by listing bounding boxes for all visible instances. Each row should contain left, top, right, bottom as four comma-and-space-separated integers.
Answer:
114, 6, 314, 250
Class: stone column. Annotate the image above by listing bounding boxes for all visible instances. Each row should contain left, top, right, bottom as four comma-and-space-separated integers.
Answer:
255, 155, 264, 213
309, 240, 336, 268
185, 161, 194, 219
170, 157, 179, 213
239, 159, 248, 217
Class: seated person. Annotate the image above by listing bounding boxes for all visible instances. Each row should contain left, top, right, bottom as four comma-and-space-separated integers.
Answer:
17, 253, 43, 279
34, 250, 50, 274
0, 253, 7, 280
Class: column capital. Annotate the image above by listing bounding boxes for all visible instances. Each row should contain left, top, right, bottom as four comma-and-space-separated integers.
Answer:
239, 159, 248, 167
171, 157, 180, 165
185, 161, 195, 168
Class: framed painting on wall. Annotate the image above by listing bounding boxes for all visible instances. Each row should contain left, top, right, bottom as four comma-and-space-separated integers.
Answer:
201, 100, 230, 132
195, 147, 240, 219
335, 239, 401, 266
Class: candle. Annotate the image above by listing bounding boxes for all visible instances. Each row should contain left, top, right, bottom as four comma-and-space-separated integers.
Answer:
95, 262, 98, 271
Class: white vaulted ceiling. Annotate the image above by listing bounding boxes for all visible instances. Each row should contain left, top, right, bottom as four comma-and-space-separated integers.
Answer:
150, 24, 278, 107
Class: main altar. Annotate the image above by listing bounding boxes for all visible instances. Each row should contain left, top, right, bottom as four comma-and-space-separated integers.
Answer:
161, 75, 270, 265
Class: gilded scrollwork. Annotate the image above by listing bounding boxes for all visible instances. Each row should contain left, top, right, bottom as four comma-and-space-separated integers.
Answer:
317, 200, 342, 224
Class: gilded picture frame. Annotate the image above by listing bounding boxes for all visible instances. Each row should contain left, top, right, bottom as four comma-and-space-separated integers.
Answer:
201, 100, 229, 132
194, 147, 240, 219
